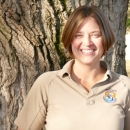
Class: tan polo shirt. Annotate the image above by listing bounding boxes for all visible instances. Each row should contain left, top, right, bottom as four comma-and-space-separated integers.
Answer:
15, 60, 130, 130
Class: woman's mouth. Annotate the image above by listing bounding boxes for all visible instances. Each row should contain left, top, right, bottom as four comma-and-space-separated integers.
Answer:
81, 49, 95, 54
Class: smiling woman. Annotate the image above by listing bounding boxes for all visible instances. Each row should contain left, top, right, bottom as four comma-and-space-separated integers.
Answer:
14, 5, 130, 130
62, 5, 115, 58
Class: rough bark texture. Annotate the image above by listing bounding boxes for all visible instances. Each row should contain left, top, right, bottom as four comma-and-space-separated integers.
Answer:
102, 0, 129, 75
0, 0, 129, 129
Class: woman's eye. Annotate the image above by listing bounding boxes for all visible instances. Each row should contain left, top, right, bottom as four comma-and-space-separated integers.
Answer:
91, 33, 101, 38
75, 34, 82, 38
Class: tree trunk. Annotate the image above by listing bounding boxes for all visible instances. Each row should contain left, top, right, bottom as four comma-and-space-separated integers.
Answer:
102, 0, 129, 75
0, 0, 128, 129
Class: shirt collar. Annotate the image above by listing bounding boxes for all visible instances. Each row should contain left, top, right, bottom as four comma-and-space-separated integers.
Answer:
100, 61, 112, 79
58, 59, 74, 78
58, 59, 112, 79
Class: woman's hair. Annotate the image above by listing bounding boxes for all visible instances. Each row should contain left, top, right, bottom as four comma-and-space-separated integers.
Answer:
61, 5, 115, 57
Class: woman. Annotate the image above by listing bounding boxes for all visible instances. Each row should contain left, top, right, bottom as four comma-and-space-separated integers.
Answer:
15, 5, 130, 130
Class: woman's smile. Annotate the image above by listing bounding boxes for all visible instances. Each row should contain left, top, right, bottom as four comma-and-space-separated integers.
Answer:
81, 49, 95, 55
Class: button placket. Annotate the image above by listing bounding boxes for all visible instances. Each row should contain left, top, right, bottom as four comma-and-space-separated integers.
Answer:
86, 99, 95, 105
86, 87, 98, 105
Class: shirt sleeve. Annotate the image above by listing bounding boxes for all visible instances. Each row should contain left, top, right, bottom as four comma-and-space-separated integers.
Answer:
14, 73, 49, 130
124, 108, 130, 130
124, 77, 130, 130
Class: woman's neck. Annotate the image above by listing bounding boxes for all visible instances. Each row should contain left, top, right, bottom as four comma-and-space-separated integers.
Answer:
71, 60, 106, 91
72, 60, 103, 78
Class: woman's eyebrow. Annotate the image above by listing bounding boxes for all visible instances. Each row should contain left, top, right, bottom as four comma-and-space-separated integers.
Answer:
76, 31, 83, 33
91, 30, 101, 32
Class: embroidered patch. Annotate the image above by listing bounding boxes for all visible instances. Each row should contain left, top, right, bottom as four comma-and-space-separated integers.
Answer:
103, 90, 116, 103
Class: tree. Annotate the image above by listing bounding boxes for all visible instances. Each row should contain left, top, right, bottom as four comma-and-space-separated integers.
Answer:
0, 0, 129, 129
126, 0, 130, 32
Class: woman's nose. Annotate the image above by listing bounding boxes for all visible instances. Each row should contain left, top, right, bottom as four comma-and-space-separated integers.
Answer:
82, 35, 92, 46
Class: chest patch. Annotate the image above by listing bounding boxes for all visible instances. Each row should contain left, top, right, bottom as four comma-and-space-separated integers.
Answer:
103, 90, 116, 103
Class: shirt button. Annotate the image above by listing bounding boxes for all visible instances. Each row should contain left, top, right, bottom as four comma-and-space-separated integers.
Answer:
89, 100, 95, 105
86, 100, 95, 105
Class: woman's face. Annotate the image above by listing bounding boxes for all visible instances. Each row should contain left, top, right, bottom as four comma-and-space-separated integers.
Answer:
71, 17, 104, 65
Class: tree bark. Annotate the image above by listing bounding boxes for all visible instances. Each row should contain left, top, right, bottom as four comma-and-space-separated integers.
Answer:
0, 0, 128, 129
102, 0, 129, 75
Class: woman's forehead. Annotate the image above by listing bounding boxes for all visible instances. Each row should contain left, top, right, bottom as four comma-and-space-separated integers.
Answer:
77, 17, 100, 32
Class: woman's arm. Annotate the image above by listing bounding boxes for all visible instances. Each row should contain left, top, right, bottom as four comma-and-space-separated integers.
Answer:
124, 77, 130, 130
14, 73, 49, 129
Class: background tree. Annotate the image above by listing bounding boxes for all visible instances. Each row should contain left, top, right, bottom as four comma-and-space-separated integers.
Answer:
126, 0, 130, 32
0, 0, 129, 129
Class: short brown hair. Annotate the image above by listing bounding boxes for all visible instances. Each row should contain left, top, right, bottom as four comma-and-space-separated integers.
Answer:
61, 5, 115, 57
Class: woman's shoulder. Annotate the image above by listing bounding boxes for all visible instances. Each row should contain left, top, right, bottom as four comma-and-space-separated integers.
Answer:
111, 71, 130, 89
29, 70, 61, 94
36, 70, 60, 83
119, 74, 130, 88
119, 74, 130, 82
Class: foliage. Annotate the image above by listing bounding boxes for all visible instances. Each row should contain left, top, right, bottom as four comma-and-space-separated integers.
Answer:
126, 18, 130, 27
126, 0, 130, 30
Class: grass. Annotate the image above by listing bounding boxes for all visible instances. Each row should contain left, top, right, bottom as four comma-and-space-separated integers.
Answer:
126, 60, 130, 77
